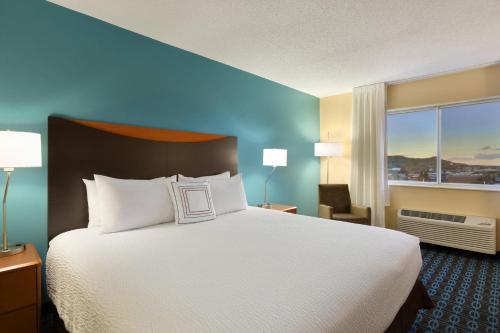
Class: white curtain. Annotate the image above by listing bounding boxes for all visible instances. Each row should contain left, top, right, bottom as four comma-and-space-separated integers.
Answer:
350, 83, 388, 227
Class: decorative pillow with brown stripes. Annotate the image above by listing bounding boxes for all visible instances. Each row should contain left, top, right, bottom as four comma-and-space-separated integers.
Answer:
168, 181, 217, 224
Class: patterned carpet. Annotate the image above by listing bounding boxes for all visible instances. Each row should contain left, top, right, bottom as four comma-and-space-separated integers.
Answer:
410, 244, 500, 333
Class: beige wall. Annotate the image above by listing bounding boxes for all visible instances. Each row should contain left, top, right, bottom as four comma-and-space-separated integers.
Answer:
321, 64, 500, 251
319, 93, 352, 184
387, 186, 500, 251
388, 64, 500, 109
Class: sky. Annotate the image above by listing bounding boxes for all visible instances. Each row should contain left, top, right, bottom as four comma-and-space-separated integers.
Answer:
387, 108, 436, 158
387, 101, 500, 166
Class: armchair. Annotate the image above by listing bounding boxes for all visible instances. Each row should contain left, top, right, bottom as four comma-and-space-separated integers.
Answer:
318, 184, 371, 225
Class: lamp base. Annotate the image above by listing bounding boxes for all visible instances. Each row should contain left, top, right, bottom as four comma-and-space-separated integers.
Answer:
0, 244, 25, 257
258, 203, 272, 209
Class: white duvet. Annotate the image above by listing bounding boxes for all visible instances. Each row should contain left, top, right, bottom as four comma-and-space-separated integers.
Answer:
46, 207, 422, 333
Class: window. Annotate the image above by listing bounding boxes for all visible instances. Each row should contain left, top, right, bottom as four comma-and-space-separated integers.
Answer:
387, 109, 437, 182
387, 99, 500, 189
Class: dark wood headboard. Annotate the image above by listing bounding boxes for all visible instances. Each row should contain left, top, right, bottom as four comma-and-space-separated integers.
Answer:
48, 116, 237, 241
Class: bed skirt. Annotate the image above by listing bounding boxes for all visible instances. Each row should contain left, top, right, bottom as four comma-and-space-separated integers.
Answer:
385, 279, 433, 333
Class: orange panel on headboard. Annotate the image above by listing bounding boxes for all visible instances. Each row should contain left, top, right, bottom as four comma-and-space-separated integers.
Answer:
74, 119, 226, 142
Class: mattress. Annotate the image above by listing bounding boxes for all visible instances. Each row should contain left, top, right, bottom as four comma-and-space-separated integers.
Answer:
46, 207, 422, 333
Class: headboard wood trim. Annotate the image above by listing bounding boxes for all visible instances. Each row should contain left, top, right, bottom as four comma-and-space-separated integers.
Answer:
73, 119, 226, 142
48, 116, 237, 241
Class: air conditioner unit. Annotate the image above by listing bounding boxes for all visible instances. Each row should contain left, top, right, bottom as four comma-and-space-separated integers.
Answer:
397, 209, 496, 254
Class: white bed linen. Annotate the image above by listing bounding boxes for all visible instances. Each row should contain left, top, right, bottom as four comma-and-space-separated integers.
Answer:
46, 207, 422, 333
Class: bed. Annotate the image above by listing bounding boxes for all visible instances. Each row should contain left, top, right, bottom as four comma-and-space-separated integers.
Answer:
46, 117, 432, 333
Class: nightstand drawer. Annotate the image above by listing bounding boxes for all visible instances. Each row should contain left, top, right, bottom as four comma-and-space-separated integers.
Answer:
0, 305, 37, 333
0, 267, 37, 313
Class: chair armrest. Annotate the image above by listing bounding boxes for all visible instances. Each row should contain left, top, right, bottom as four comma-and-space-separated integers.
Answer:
351, 204, 371, 219
318, 204, 333, 219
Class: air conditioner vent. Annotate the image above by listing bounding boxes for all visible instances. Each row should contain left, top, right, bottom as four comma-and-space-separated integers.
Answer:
400, 209, 466, 223
397, 209, 496, 254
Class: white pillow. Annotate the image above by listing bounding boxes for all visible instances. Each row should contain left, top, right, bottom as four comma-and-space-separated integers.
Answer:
83, 179, 100, 228
94, 175, 177, 233
178, 171, 230, 182
209, 174, 248, 215
168, 181, 216, 224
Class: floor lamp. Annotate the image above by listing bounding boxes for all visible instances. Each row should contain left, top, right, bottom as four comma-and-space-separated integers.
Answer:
314, 142, 342, 184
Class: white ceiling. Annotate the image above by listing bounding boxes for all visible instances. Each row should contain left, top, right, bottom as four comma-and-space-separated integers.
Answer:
49, 0, 500, 97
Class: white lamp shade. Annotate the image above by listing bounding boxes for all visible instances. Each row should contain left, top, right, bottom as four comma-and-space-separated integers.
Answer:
0, 131, 42, 168
314, 142, 342, 157
263, 148, 287, 167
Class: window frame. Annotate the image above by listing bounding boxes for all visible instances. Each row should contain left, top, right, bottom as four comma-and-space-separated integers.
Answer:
386, 96, 500, 192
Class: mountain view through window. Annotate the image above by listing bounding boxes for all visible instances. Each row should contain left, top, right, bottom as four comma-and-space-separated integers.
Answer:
387, 100, 500, 186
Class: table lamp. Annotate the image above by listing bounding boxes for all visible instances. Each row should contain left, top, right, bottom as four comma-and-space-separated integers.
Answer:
260, 148, 287, 208
314, 142, 342, 184
0, 131, 42, 257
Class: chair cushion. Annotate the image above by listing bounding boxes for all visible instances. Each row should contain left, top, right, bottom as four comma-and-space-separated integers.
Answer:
331, 213, 370, 225
318, 184, 351, 214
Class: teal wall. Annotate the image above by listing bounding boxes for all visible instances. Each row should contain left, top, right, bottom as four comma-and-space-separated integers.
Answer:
0, 0, 319, 264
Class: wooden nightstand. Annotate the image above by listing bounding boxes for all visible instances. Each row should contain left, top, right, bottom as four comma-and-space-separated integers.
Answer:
262, 204, 297, 214
0, 244, 42, 333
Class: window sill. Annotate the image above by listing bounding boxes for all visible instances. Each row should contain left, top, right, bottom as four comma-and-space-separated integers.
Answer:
389, 181, 500, 192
